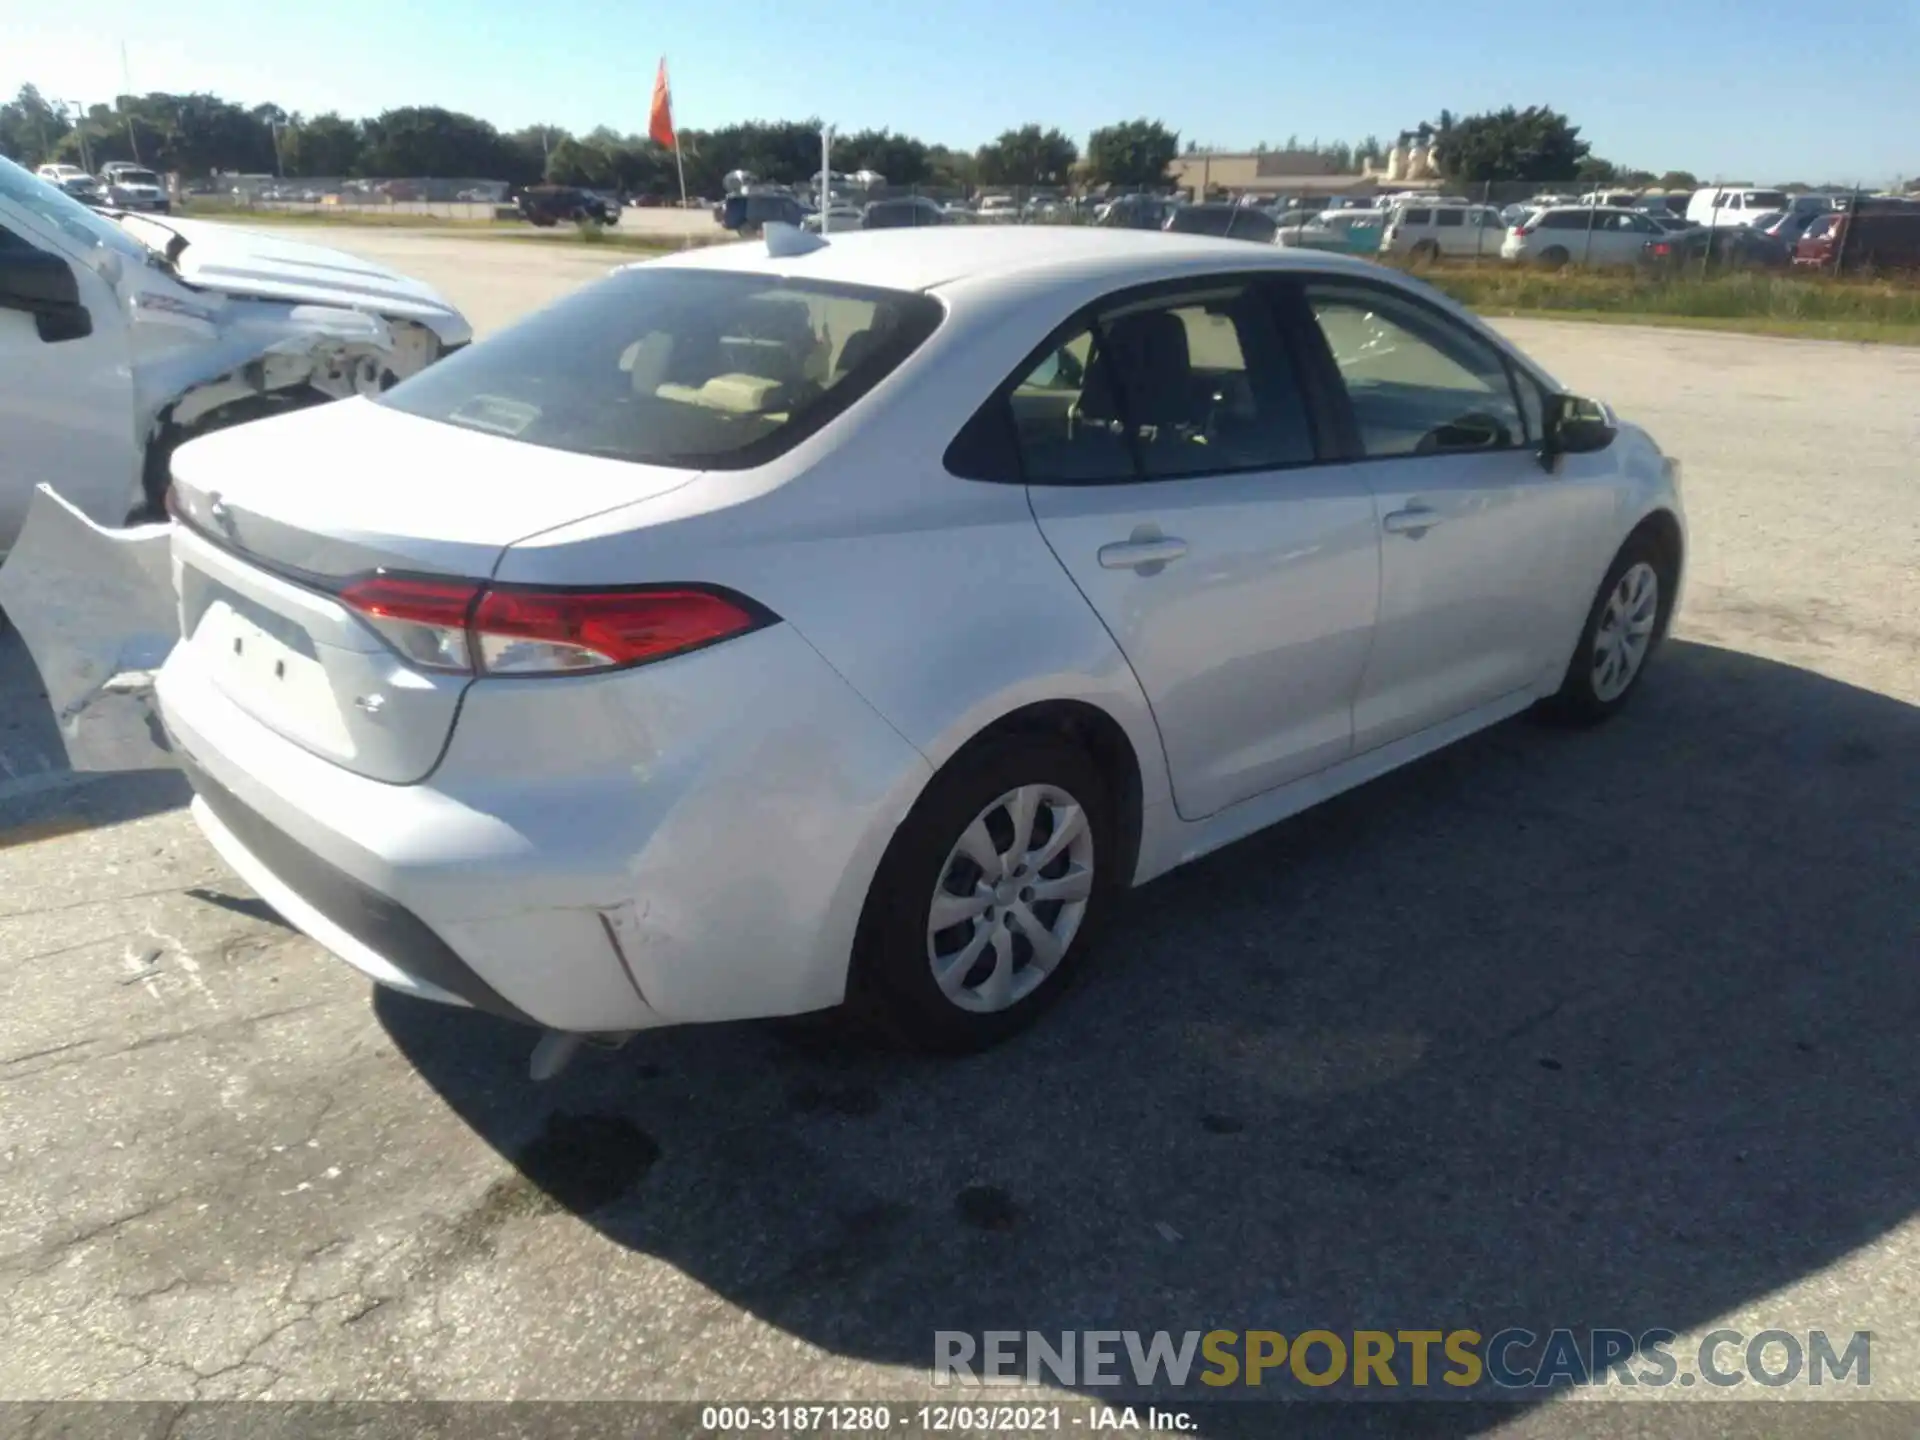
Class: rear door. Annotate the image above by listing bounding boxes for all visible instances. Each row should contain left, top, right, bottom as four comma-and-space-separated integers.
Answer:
1020, 275, 1380, 820
1295, 277, 1594, 754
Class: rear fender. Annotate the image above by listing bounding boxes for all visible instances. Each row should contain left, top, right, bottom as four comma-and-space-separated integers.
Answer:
0, 487, 176, 772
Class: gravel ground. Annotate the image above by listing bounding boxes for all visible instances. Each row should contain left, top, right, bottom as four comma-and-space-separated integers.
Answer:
1, 230, 1916, 1435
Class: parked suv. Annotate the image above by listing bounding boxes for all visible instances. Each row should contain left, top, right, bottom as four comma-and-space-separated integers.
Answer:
719, 191, 809, 233
1381, 203, 1507, 260
1163, 203, 1278, 242
861, 196, 946, 229
517, 186, 619, 227
1502, 207, 1667, 267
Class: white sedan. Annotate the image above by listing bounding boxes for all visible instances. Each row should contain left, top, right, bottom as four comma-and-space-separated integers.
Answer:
146, 226, 1685, 1069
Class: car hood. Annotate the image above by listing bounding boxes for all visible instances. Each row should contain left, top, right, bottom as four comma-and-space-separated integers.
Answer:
129, 215, 471, 347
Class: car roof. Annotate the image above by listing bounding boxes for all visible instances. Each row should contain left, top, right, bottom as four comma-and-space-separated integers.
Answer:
646, 226, 1390, 294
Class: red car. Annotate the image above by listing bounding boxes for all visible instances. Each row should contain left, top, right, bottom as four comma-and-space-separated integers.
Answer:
1795, 205, 1920, 271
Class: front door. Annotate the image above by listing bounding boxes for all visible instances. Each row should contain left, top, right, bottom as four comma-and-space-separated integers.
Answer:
1020, 277, 1379, 820
0, 167, 141, 547
1297, 279, 1582, 754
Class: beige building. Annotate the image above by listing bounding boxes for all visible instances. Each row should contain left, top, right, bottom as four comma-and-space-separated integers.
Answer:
1165, 149, 1446, 201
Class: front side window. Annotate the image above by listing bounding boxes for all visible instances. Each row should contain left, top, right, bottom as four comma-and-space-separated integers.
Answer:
380, 268, 941, 470
1000, 281, 1318, 484
1434, 208, 1465, 227
1305, 283, 1527, 458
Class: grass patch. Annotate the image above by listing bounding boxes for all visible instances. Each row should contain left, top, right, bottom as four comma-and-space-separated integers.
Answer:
1407, 263, 1920, 344
497, 229, 722, 255
178, 201, 509, 229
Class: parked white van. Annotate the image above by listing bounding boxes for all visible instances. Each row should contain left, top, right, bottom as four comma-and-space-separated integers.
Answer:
1686, 187, 1790, 229
1380, 201, 1508, 259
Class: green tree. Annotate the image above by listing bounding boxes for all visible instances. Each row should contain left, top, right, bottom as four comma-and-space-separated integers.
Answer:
282, 113, 362, 177
545, 135, 612, 186
359, 106, 511, 178
1085, 118, 1179, 188
1658, 169, 1699, 190
0, 85, 74, 168
1575, 155, 1619, 184
975, 124, 1078, 187
925, 143, 976, 190
828, 128, 925, 184
1432, 105, 1591, 183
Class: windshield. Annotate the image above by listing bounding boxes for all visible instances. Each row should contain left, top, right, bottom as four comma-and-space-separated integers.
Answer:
0, 154, 149, 264
379, 267, 943, 470
114, 170, 162, 187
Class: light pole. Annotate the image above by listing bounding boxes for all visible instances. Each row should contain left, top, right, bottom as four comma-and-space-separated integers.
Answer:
821, 124, 833, 228
268, 118, 289, 178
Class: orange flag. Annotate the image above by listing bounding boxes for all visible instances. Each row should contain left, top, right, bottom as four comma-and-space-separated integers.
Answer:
649, 58, 677, 150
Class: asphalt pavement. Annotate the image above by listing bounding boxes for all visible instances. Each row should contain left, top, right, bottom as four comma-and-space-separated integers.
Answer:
2, 230, 1917, 1433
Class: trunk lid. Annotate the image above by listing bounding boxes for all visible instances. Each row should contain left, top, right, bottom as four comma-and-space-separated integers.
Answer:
167, 399, 702, 783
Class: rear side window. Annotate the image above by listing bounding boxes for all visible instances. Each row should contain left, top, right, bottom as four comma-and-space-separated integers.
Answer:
380, 268, 942, 470
1433, 208, 1464, 227
1400, 207, 1432, 226
963, 280, 1319, 485
1540, 211, 1590, 231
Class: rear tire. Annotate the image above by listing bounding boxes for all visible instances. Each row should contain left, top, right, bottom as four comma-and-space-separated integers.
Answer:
1537, 532, 1675, 725
1538, 245, 1571, 268
1410, 239, 1442, 264
849, 736, 1119, 1053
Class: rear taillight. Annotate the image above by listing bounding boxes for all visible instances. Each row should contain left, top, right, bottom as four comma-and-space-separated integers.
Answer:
1650, 241, 1672, 256
1513, 224, 1535, 237
338, 575, 481, 673
336, 576, 768, 678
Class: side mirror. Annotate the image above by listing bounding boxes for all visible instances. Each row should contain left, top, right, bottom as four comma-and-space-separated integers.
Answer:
1542, 392, 1616, 460
0, 249, 93, 343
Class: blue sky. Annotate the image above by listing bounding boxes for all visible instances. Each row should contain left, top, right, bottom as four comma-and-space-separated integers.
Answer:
4, 0, 1915, 183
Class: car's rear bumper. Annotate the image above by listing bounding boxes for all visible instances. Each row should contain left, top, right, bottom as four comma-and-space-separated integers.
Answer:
157, 621, 933, 1033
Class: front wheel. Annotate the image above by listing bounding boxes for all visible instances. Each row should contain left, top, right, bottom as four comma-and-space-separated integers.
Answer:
850, 736, 1117, 1052
1539, 534, 1674, 724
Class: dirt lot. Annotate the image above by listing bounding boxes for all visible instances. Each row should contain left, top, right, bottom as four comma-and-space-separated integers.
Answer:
1, 230, 1916, 1432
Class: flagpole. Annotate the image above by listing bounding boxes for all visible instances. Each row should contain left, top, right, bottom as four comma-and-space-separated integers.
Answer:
674, 142, 688, 210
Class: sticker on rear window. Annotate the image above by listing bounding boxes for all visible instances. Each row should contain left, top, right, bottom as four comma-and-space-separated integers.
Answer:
450, 395, 541, 436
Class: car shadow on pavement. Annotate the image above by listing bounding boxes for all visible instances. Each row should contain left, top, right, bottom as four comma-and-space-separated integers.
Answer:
377, 639, 1920, 1433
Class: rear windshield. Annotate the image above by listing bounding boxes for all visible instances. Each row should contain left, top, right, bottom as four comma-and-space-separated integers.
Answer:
379, 267, 943, 470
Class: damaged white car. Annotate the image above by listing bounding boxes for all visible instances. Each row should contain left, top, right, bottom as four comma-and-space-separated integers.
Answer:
0, 153, 469, 547
0, 153, 469, 766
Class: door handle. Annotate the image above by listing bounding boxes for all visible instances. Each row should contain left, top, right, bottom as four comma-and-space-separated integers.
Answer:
1098, 537, 1189, 570
1382, 506, 1443, 537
